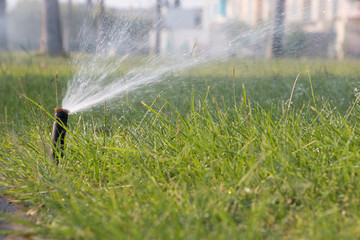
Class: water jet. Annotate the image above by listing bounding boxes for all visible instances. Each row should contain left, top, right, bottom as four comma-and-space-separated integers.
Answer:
51, 108, 69, 164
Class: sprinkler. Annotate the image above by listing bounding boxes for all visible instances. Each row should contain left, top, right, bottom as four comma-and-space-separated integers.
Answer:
51, 108, 69, 164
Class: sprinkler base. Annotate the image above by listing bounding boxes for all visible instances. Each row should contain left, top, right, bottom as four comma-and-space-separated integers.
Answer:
51, 108, 69, 164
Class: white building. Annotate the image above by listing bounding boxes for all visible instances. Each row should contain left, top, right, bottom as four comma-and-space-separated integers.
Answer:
150, 0, 360, 58
201, 0, 360, 58
153, 7, 206, 55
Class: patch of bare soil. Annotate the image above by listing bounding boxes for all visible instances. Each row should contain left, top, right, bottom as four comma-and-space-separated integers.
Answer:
0, 196, 32, 240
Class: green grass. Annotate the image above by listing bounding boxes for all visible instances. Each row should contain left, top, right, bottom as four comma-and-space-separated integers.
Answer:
1, 54, 360, 239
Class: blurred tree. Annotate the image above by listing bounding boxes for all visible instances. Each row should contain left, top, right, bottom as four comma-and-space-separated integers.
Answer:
40, 0, 46, 52
272, 0, 285, 57
87, 0, 93, 10
174, 0, 181, 8
96, 0, 104, 53
155, 0, 162, 55
63, 0, 72, 51
60, 2, 94, 52
0, 0, 8, 50
40, 0, 64, 55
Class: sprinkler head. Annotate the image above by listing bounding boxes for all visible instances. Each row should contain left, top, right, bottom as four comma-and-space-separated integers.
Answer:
51, 108, 69, 164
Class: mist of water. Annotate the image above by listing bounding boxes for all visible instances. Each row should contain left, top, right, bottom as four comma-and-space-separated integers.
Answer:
61, 4, 328, 114
61, 17, 269, 114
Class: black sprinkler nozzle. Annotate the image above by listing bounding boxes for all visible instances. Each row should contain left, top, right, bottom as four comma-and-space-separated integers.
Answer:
51, 108, 69, 163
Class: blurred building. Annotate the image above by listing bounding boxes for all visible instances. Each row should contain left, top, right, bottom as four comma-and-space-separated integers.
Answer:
198, 0, 360, 59
8, 0, 358, 58
149, 7, 205, 55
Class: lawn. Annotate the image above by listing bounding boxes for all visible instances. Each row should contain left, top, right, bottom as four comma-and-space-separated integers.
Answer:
1, 54, 360, 239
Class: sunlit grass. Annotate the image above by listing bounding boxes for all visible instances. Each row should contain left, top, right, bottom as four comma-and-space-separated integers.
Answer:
0, 55, 360, 239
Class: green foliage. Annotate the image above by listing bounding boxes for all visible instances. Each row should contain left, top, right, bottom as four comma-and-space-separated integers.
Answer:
1, 56, 360, 239
285, 29, 307, 58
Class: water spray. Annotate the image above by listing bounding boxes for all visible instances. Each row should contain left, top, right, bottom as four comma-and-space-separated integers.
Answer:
51, 108, 69, 163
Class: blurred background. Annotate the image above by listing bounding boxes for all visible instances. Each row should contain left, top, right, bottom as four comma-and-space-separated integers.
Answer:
0, 0, 359, 59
